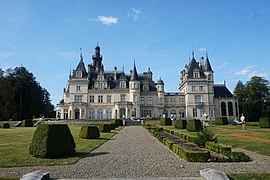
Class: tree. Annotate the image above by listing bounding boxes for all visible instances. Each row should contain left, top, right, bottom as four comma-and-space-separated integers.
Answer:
234, 76, 270, 121
0, 66, 55, 120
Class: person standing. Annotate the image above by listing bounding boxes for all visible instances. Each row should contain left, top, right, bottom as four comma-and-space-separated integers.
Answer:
240, 114, 246, 130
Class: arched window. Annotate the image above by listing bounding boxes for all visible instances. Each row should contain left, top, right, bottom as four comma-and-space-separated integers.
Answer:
97, 109, 103, 119
89, 109, 95, 119
228, 102, 234, 116
106, 109, 112, 119
221, 102, 227, 116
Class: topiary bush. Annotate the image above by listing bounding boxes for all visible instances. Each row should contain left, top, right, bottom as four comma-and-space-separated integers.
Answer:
29, 124, 76, 158
79, 126, 100, 139
259, 118, 270, 128
112, 119, 123, 127
98, 123, 111, 132
175, 119, 187, 129
186, 119, 202, 132
2, 123, 10, 129
160, 118, 172, 126
109, 123, 116, 130
194, 129, 218, 147
22, 119, 33, 127
215, 117, 229, 125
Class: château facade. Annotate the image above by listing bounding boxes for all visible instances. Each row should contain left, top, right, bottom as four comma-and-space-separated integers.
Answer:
56, 45, 238, 122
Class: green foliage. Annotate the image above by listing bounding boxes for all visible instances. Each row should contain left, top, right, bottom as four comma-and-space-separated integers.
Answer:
205, 141, 231, 154
172, 144, 210, 162
194, 129, 218, 147
186, 119, 202, 132
2, 123, 10, 128
29, 124, 76, 158
0, 66, 55, 121
215, 117, 229, 125
22, 119, 33, 127
160, 118, 172, 126
109, 123, 116, 130
79, 126, 100, 139
112, 119, 123, 127
174, 119, 187, 129
234, 77, 270, 122
259, 118, 270, 128
225, 151, 251, 162
98, 123, 111, 132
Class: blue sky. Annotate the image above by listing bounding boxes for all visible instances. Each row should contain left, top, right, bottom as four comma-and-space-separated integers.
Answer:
1, 0, 270, 105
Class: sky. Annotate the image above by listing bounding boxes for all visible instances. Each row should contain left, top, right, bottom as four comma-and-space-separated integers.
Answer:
0, 0, 270, 106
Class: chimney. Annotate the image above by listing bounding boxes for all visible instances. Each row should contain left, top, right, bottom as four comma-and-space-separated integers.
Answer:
200, 57, 204, 67
114, 66, 117, 80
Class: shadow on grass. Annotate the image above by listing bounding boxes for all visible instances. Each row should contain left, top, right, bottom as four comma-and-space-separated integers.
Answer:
73, 151, 110, 158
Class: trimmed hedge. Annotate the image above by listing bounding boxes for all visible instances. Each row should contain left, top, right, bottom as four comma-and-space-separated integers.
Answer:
215, 117, 229, 125
22, 119, 33, 127
112, 119, 123, 127
160, 118, 172, 126
205, 141, 231, 154
98, 123, 111, 132
2, 123, 10, 128
259, 118, 270, 128
175, 119, 187, 129
29, 124, 76, 158
172, 144, 210, 162
79, 126, 100, 139
186, 119, 202, 132
109, 123, 116, 130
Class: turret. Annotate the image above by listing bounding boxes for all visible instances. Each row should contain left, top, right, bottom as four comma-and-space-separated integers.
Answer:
92, 44, 103, 72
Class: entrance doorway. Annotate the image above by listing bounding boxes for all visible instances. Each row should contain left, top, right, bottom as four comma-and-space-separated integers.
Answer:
120, 108, 126, 119
74, 109, 80, 119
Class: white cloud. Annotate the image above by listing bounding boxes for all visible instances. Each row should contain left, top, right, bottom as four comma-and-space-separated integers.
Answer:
127, 8, 141, 21
96, 16, 118, 25
144, 38, 162, 48
198, 48, 207, 52
217, 62, 229, 69
234, 65, 267, 78
0, 52, 12, 59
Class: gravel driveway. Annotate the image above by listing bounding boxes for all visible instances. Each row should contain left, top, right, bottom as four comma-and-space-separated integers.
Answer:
0, 126, 270, 179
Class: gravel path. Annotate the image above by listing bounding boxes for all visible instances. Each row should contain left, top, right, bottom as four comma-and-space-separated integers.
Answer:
1, 126, 270, 179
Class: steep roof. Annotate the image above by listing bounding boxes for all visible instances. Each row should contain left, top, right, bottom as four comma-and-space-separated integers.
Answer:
130, 62, 139, 81
74, 54, 87, 77
205, 55, 213, 72
214, 85, 233, 98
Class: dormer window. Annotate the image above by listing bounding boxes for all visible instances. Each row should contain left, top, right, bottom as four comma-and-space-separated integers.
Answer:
194, 72, 199, 78
76, 71, 82, 78
208, 74, 211, 80
120, 81, 126, 89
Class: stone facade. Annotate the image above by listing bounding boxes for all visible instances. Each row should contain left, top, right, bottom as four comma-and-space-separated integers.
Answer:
56, 45, 238, 122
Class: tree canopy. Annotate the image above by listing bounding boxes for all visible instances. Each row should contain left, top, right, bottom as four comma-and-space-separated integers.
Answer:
0, 66, 54, 120
234, 76, 270, 121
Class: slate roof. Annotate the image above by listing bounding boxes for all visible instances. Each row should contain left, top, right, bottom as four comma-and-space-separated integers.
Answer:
205, 56, 213, 72
214, 85, 233, 98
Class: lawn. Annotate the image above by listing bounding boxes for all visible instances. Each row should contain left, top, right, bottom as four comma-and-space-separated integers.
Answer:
0, 125, 123, 168
148, 121, 270, 156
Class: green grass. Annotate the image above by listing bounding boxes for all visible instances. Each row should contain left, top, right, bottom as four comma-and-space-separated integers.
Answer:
151, 121, 270, 156
0, 125, 123, 168
228, 173, 270, 180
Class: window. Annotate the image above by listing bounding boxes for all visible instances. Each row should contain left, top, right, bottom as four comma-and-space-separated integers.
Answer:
107, 95, 111, 103
140, 97, 144, 105
164, 98, 168, 103
228, 102, 234, 116
193, 108, 197, 117
195, 95, 201, 104
208, 74, 211, 80
98, 95, 103, 103
75, 95, 82, 102
89, 109, 95, 119
141, 109, 152, 117
199, 86, 203, 91
76, 86, 81, 91
179, 97, 184, 104
194, 72, 199, 78
143, 85, 149, 91
120, 94, 126, 102
133, 95, 138, 102
89, 95, 94, 103
192, 86, 196, 92
159, 97, 164, 104
147, 97, 153, 105
97, 109, 103, 119
171, 98, 176, 104
106, 109, 112, 119
76, 71, 82, 78
221, 102, 227, 116
120, 81, 126, 89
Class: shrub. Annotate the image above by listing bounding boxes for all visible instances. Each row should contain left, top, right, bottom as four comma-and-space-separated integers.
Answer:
98, 123, 111, 132
109, 123, 116, 130
215, 117, 229, 125
225, 152, 251, 162
259, 118, 270, 128
79, 126, 100, 139
22, 119, 33, 127
2, 123, 10, 128
112, 119, 123, 127
205, 141, 231, 154
186, 119, 202, 132
160, 118, 172, 126
194, 129, 218, 147
175, 119, 187, 129
29, 124, 76, 158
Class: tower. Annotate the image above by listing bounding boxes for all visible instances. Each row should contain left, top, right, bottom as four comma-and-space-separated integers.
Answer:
92, 44, 103, 72
129, 61, 140, 117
